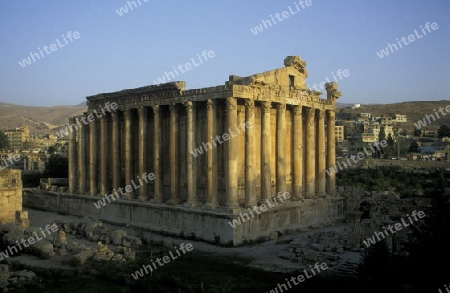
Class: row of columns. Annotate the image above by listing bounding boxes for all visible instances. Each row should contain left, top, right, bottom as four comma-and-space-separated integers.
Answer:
68, 98, 337, 208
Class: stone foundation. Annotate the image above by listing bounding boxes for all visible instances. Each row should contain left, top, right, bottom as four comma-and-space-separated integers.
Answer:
24, 189, 344, 246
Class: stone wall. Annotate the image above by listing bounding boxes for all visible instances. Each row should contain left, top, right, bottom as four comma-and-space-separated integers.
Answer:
0, 169, 23, 224
23, 189, 345, 246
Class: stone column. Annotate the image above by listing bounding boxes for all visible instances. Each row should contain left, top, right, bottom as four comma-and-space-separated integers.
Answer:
185, 101, 199, 207
78, 122, 86, 194
111, 111, 121, 192
305, 107, 315, 198
276, 103, 286, 195
124, 109, 134, 199
169, 104, 180, 204
327, 110, 336, 194
206, 100, 218, 208
99, 115, 108, 195
68, 118, 78, 194
138, 107, 148, 201
152, 105, 163, 203
225, 97, 239, 209
89, 118, 98, 196
261, 101, 272, 202
293, 106, 303, 200
244, 100, 256, 207
317, 110, 326, 196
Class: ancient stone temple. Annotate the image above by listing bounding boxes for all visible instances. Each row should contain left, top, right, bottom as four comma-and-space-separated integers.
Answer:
36, 56, 344, 245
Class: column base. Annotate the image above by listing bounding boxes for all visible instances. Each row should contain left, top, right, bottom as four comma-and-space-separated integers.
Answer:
150, 197, 163, 204
184, 201, 200, 208
204, 202, 218, 210
168, 198, 181, 205
244, 201, 258, 208
138, 196, 149, 202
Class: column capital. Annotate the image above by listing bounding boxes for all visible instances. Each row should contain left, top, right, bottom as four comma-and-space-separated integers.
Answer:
305, 107, 315, 119
277, 103, 286, 113
293, 105, 302, 116
169, 104, 179, 113
245, 99, 255, 110
206, 99, 215, 110
317, 109, 325, 119
152, 105, 161, 115
226, 97, 237, 110
261, 101, 271, 112
138, 107, 147, 115
185, 101, 194, 112
123, 108, 133, 119
111, 111, 120, 119
326, 110, 335, 119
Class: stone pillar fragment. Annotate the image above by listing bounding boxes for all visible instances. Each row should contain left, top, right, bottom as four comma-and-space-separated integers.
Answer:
169, 104, 180, 204
326, 110, 336, 194
78, 122, 87, 194
261, 101, 272, 202
225, 97, 239, 209
99, 116, 108, 195
138, 107, 148, 201
305, 107, 315, 198
68, 117, 77, 194
152, 105, 163, 203
293, 106, 303, 200
124, 109, 134, 199
206, 100, 218, 208
111, 112, 121, 192
185, 101, 199, 207
276, 103, 286, 194
89, 119, 98, 196
317, 110, 326, 196
244, 100, 256, 207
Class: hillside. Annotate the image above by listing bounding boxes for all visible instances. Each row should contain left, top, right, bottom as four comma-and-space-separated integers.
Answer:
337, 100, 450, 131
0, 102, 86, 134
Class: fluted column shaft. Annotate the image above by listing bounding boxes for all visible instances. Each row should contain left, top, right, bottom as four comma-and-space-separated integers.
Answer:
305, 108, 315, 198
78, 122, 86, 194
138, 107, 148, 201
276, 104, 286, 194
261, 101, 272, 202
326, 111, 336, 194
152, 106, 163, 203
169, 105, 180, 204
293, 106, 303, 200
68, 118, 77, 193
206, 100, 218, 208
245, 100, 256, 207
226, 97, 239, 209
111, 112, 121, 192
124, 109, 133, 199
89, 119, 98, 196
186, 101, 199, 206
317, 110, 326, 196
99, 116, 108, 195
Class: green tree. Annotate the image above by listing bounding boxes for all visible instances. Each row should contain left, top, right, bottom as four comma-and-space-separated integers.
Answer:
413, 129, 422, 137
437, 124, 450, 138
408, 140, 419, 153
44, 154, 68, 178
378, 125, 386, 142
386, 133, 394, 147
0, 130, 9, 149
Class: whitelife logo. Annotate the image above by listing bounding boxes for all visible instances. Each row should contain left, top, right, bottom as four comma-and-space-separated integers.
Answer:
18, 31, 81, 68
376, 22, 439, 59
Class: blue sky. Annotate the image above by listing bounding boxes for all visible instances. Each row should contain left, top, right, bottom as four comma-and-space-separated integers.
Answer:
0, 0, 449, 106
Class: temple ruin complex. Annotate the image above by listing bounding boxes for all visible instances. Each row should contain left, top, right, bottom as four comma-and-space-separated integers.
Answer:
27, 56, 345, 245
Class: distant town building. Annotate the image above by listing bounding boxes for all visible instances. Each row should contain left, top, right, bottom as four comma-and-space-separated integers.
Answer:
335, 126, 344, 142
4, 126, 30, 149
351, 103, 360, 109
395, 114, 407, 122
360, 113, 371, 119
